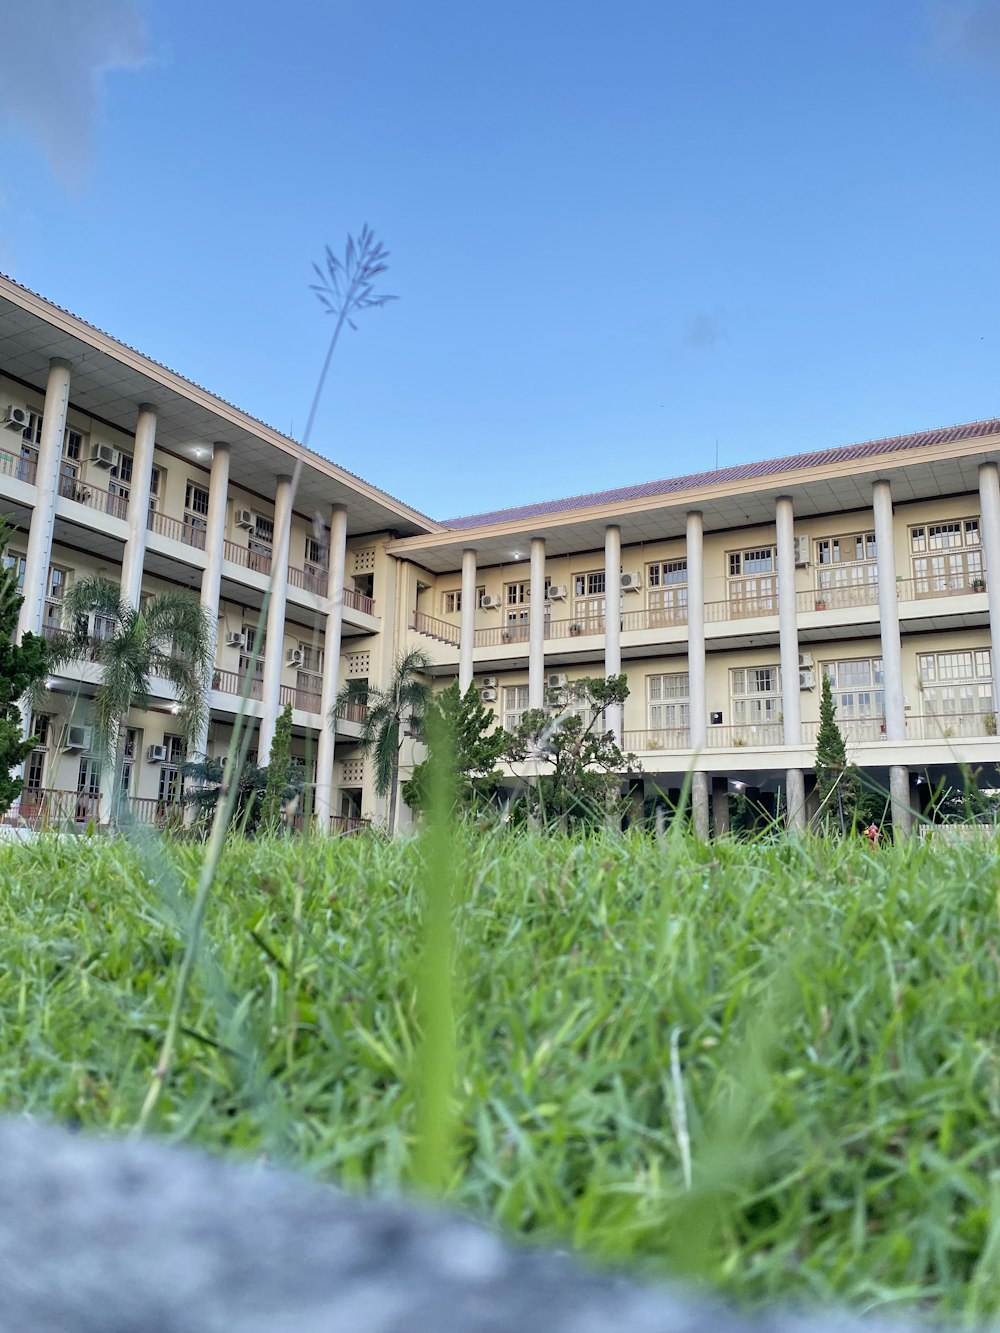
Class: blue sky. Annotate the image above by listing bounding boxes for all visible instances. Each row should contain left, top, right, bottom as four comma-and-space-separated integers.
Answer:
0, 0, 998, 521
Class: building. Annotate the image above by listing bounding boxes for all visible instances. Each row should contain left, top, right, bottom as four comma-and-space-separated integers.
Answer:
2, 272, 999, 833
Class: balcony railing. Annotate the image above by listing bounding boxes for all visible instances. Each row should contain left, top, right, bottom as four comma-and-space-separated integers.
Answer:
622, 727, 691, 752
5, 788, 101, 828
0, 450, 36, 485
707, 723, 785, 749
331, 813, 371, 835
148, 509, 207, 551
411, 611, 460, 643
212, 668, 264, 701
337, 701, 369, 726
221, 538, 272, 575
800, 581, 880, 612
343, 586, 375, 615
896, 575, 987, 602
288, 564, 329, 598
58, 472, 130, 521
278, 683, 323, 715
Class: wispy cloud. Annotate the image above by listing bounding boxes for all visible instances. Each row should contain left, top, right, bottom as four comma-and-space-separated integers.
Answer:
0, 0, 148, 191
929, 0, 1000, 71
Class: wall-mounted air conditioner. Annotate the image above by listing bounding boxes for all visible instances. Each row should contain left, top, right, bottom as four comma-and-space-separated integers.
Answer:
798, 652, 814, 668
480, 675, 498, 689
799, 670, 816, 690
89, 443, 115, 468
794, 536, 810, 567
225, 631, 245, 648
146, 744, 168, 763
547, 690, 568, 708
621, 571, 642, 592
3, 405, 28, 431
64, 724, 91, 750
481, 687, 498, 703
286, 647, 304, 666
547, 672, 568, 688
547, 584, 567, 601
234, 508, 254, 529
480, 594, 502, 610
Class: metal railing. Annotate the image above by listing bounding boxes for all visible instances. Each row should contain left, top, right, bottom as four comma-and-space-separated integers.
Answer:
288, 564, 329, 598
0, 450, 37, 485
278, 684, 323, 714
212, 668, 264, 701
622, 727, 691, 752
895, 575, 987, 602
410, 611, 461, 643
5, 789, 101, 828
801, 581, 880, 612
343, 586, 375, 615
147, 508, 207, 551
706, 722, 785, 749
331, 813, 371, 835
58, 472, 130, 521
222, 538, 273, 575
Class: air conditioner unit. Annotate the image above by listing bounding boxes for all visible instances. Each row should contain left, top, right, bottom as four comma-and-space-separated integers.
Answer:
89, 442, 115, 468
286, 647, 304, 667
798, 652, 814, 668
480, 594, 502, 610
547, 672, 568, 688
794, 535, 810, 567
799, 670, 816, 690
547, 584, 567, 601
3, 405, 28, 431
481, 687, 498, 703
480, 675, 498, 689
146, 744, 168, 763
234, 508, 254, 529
64, 724, 91, 750
621, 571, 642, 592
225, 630, 245, 648
547, 690, 568, 708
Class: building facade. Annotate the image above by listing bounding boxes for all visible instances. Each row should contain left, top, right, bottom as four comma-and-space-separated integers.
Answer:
2, 274, 999, 833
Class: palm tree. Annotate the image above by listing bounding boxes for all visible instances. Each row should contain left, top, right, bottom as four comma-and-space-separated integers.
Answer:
50, 576, 214, 820
330, 648, 432, 832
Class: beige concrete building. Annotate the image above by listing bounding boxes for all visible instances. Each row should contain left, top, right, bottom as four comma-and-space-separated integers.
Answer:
2, 274, 999, 832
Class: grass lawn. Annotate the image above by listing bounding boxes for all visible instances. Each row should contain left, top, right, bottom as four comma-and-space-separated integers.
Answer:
2, 826, 1000, 1320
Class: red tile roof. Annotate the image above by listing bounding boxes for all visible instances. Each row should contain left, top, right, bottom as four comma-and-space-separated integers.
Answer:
442, 418, 1000, 529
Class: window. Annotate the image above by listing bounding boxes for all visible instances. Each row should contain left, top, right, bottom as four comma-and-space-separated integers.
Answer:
2, 549, 26, 592
647, 673, 690, 740
239, 626, 265, 698
22, 412, 43, 446
44, 565, 70, 634
296, 642, 324, 710
183, 481, 209, 548
148, 466, 163, 512
249, 514, 273, 574
442, 586, 486, 615
730, 666, 781, 728
816, 531, 876, 564
503, 684, 530, 732
158, 734, 184, 804
25, 715, 50, 794
647, 559, 687, 626
109, 452, 133, 500
119, 728, 140, 801
917, 649, 993, 733
573, 570, 606, 633
821, 658, 884, 735
64, 430, 82, 461
727, 547, 777, 616
910, 519, 983, 596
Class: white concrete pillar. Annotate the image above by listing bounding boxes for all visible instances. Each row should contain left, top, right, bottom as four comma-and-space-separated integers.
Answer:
686, 512, 706, 749
528, 538, 546, 711
119, 404, 157, 609
257, 474, 294, 759
873, 480, 910, 835
775, 496, 805, 830
691, 771, 710, 840
711, 777, 730, 836
459, 547, 477, 693
604, 524, 622, 740
978, 463, 1000, 689
16, 358, 71, 642
188, 443, 230, 768
315, 505, 348, 830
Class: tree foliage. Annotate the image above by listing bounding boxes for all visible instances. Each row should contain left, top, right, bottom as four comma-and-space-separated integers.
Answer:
814, 673, 863, 832
260, 703, 295, 831
402, 681, 507, 815
330, 648, 433, 832
0, 522, 49, 816
51, 577, 214, 765
503, 674, 637, 829
181, 755, 270, 835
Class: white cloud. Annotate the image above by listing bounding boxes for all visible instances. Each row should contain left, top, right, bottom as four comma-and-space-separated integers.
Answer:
0, 0, 148, 190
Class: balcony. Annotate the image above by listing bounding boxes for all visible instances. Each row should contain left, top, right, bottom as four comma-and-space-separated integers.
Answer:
707, 722, 785, 749
149, 509, 207, 551
288, 563, 328, 598
213, 668, 263, 702
5, 788, 101, 827
622, 727, 691, 752
0, 449, 36, 486
223, 537, 271, 574
58, 472, 129, 522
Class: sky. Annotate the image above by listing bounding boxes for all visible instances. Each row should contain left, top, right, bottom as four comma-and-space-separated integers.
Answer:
0, 0, 998, 523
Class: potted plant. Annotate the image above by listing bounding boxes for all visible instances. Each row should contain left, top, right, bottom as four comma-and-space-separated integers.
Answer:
985, 712, 997, 736
501, 629, 512, 643
971, 576, 986, 592
569, 623, 583, 637
814, 596, 827, 611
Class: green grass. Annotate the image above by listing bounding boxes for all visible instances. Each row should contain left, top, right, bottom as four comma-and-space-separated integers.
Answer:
2, 826, 1000, 1320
